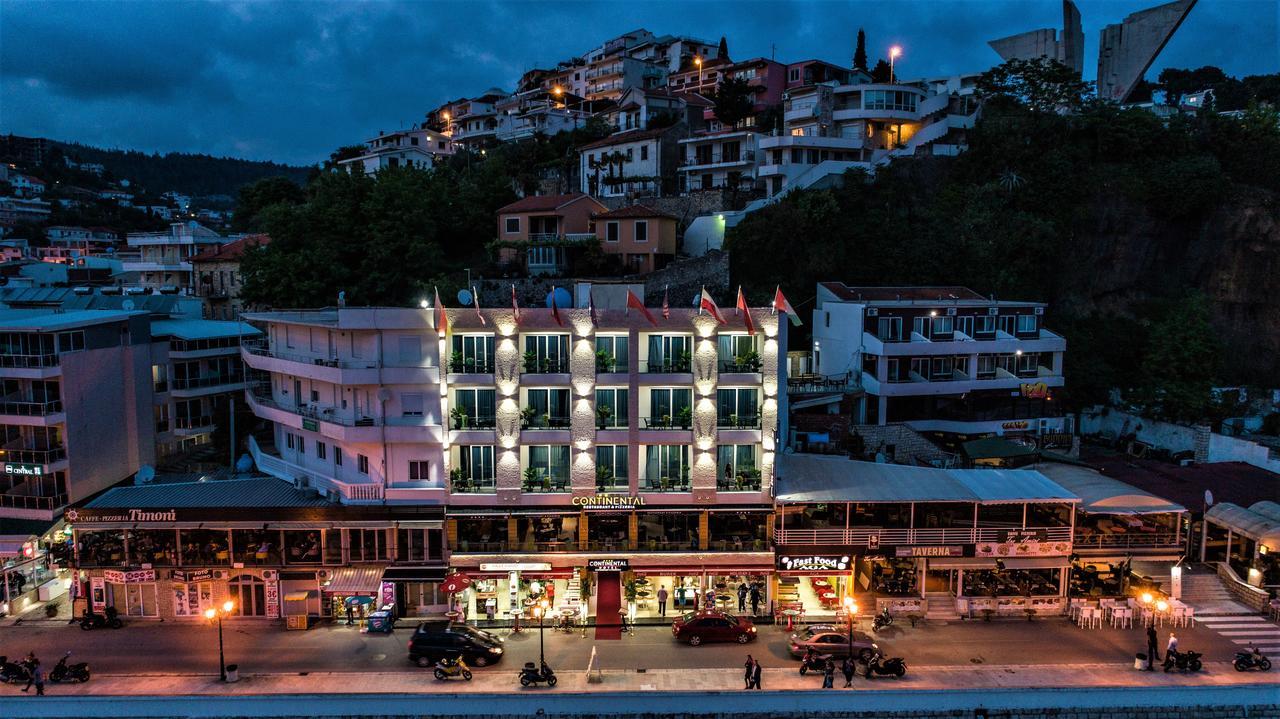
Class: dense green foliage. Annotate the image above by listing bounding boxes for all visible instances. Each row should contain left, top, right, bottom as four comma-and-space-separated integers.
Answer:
726, 61, 1280, 418
708, 76, 755, 129
50, 141, 310, 197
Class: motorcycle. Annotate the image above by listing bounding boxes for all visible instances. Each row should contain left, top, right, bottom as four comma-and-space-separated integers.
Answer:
1163, 648, 1203, 673
49, 652, 90, 683
0, 656, 32, 683
518, 660, 557, 687
798, 650, 831, 676
80, 606, 123, 631
433, 655, 472, 681
864, 647, 907, 678
1234, 647, 1272, 672
872, 607, 893, 632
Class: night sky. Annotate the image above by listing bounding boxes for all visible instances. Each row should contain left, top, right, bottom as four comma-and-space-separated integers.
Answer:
1, 0, 1274, 166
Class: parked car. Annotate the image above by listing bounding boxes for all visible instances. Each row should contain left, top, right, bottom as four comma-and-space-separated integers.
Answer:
672, 609, 757, 646
407, 622, 505, 667
788, 624, 877, 660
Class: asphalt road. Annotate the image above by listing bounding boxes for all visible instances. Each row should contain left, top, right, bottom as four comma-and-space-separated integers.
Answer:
0, 615, 1244, 677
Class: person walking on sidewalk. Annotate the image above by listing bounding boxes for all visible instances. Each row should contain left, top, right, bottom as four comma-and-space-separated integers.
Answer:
743, 654, 755, 689
737, 582, 748, 612
822, 658, 835, 688
22, 659, 43, 696
1146, 625, 1159, 670
749, 583, 761, 616
751, 658, 762, 690
841, 655, 856, 687
657, 585, 669, 617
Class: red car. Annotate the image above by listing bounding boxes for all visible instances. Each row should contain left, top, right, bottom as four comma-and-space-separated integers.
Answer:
672, 609, 757, 646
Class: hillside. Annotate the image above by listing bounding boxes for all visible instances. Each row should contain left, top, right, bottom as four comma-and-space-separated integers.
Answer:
50, 140, 312, 197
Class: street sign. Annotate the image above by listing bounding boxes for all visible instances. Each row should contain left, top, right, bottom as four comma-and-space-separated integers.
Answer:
302, 418, 319, 432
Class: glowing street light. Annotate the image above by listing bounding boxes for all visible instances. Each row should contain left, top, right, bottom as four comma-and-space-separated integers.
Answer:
204, 600, 236, 681
842, 596, 858, 659
888, 46, 903, 83
533, 598, 551, 668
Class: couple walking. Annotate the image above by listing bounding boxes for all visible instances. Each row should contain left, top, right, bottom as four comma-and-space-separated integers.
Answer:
742, 655, 762, 689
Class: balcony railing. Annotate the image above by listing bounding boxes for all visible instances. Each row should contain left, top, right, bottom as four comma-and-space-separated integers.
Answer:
450, 478, 497, 494
639, 358, 691, 373
635, 539, 698, 551
522, 414, 571, 430
681, 150, 755, 168
1073, 532, 1181, 549
452, 540, 507, 552
173, 415, 214, 430
450, 415, 496, 430
717, 472, 762, 492
0, 354, 60, 369
0, 492, 67, 511
248, 389, 381, 427
719, 359, 762, 373
787, 372, 856, 394
716, 415, 761, 429
449, 360, 495, 374
0, 399, 62, 416
774, 526, 1073, 546
642, 416, 692, 430
242, 342, 379, 370
641, 476, 691, 492
172, 374, 245, 390
0, 446, 66, 464
522, 358, 569, 374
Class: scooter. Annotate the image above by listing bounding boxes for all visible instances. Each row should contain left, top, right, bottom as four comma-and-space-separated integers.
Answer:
49, 652, 90, 683
864, 647, 907, 678
0, 656, 32, 683
433, 655, 472, 681
798, 650, 831, 676
1234, 647, 1272, 672
872, 607, 893, 632
1163, 648, 1203, 673
80, 606, 123, 630
518, 660, 557, 687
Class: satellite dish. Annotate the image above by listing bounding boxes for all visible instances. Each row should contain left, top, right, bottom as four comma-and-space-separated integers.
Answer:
235, 453, 254, 473
457, 288, 474, 306
545, 287, 571, 309
134, 465, 155, 486
121, 299, 136, 311
1204, 489, 1214, 507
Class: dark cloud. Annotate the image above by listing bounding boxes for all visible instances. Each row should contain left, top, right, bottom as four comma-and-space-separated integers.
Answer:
0, 0, 1273, 165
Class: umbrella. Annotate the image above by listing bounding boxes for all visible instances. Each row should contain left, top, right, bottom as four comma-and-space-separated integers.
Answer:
345, 595, 375, 607
441, 573, 473, 594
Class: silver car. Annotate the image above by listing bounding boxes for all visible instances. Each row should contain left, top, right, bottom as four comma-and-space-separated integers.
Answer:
788, 623, 878, 660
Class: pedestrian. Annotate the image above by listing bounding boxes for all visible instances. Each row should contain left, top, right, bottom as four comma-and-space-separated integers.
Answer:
743, 654, 754, 689
657, 585, 669, 617
842, 655, 856, 687
1146, 625, 1159, 670
822, 658, 835, 688
749, 583, 761, 616
751, 658, 762, 690
21, 657, 41, 695
1166, 632, 1178, 656
737, 582, 748, 612
345, 601, 355, 626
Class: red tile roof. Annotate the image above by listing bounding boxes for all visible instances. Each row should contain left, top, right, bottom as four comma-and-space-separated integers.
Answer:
496, 193, 599, 214
820, 282, 986, 302
190, 234, 270, 263
593, 204, 679, 220
1079, 447, 1280, 511
578, 127, 673, 151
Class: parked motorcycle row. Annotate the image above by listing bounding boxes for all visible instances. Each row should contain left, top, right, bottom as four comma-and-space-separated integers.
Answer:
0, 652, 91, 685
798, 644, 908, 680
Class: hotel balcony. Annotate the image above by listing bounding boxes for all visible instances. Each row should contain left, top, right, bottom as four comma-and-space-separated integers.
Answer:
862, 367, 1064, 398
774, 526, 1073, 547
241, 342, 438, 386
0, 354, 61, 380
172, 415, 216, 436
246, 387, 443, 444
860, 329, 1067, 356
680, 150, 756, 171
248, 435, 384, 504
0, 399, 65, 426
170, 373, 247, 398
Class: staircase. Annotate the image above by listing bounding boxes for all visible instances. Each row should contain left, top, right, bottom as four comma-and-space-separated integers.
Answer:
925, 593, 961, 621
1180, 569, 1254, 615
562, 575, 583, 607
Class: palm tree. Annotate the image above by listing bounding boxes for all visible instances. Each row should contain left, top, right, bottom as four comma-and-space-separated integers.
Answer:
998, 168, 1026, 193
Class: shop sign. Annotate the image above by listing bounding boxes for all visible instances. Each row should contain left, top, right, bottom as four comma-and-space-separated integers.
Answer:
1000, 529, 1048, 543
586, 559, 629, 572
90, 577, 105, 610
894, 545, 965, 558
4, 463, 43, 476
64, 508, 178, 524
172, 569, 213, 583
479, 562, 552, 572
302, 418, 319, 432
380, 581, 396, 608
1001, 421, 1030, 431
1020, 382, 1049, 400
265, 575, 280, 619
103, 569, 155, 583
572, 494, 645, 509
776, 553, 851, 572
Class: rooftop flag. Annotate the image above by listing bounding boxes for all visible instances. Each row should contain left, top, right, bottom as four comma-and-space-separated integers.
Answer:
700, 286, 727, 325
736, 286, 756, 335
773, 286, 802, 326
433, 287, 449, 336
626, 289, 658, 327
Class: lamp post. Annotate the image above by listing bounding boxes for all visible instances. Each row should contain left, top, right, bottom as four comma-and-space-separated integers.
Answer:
535, 598, 550, 667
842, 596, 858, 659
203, 600, 236, 681
889, 46, 902, 84
694, 56, 703, 88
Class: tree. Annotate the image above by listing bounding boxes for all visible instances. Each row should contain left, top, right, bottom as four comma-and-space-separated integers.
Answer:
717, 36, 729, 62
1134, 293, 1220, 422
870, 59, 891, 84
709, 76, 755, 129
325, 145, 366, 170
231, 176, 304, 232
853, 28, 868, 72
976, 57, 1094, 113
1157, 66, 1230, 107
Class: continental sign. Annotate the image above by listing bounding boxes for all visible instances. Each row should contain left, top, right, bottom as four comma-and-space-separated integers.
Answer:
571, 495, 645, 509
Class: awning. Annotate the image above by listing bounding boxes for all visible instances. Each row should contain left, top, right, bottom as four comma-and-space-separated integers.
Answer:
775, 456, 1078, 505
284, 590, 317, 601
928, 557, 998, 569
395, 520, 443, 529
1205, 502, 1280, 543
1037, 464, 1185, 515
1001, 556, 1070, 570
321, 566, 386, 594
381, 566, 447, 583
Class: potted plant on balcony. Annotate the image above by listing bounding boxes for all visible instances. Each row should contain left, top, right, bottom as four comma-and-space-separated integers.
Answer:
520, 406, 536, 429
449, 467, 466, 491
449, 351, 465, 374
595, 349, 615, 373
540, 356, 554, 373
676, 406, 693, 429
679, 465, 690, 491
677, 351, 692, 373
523, 466, 541, 492
727, 413, 738, 429
523, 351, 539, 373
737, 349, 761, 373
596, 405, 613, 430
450, 406, 468, 430
596, 465, 613, 492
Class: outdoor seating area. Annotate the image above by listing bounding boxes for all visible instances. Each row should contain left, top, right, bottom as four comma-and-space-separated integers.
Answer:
1067, 596, 1192, 630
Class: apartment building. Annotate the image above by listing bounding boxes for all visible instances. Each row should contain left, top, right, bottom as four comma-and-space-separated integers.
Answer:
190, 234, 270, 320
601, 87, 709, 135
240, 301, 786, 624
123, 221, 227, 295
785, 60, 859, 89
592, 205, 678, 274
495, 89, 592, 142
337, 128, 455, 176
578, 125, 687, 199
810, 283, 1067, 437
678, 130, 762, 193
665, 55, 732, 97
494, 193, 607, 276
441, 90, 509, 148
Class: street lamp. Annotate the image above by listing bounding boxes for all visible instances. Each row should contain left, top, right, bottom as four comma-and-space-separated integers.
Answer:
694, 56, 703, 87
534, 598, 550, 668
203, 600, 236, 681
842, 596, 858, 659
889, 46, 902, 83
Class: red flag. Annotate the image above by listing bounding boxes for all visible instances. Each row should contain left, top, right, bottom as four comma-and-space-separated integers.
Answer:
773, 286, 802, 326
626, 289, 658, 327
736, 286, 756, 335
588, 291, 599, 327
699, 287, 727, 324
433, 287, 449, 336
661, 285, 670, 319
550, 286, 564, 327
472, 287, 487, 326
511, 285, 520, 325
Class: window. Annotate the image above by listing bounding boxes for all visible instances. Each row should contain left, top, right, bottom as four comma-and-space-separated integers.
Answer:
605, 221, 620, 243
716, 445, 758, 488
316, 441, 327, 460
863, 90, 918, 112
596, 445, 629, 485
634, 220, 648, 243
334, 447, 343, 466
594, 334, 629, 371
1017, 352, 1039, 376
932, 316, 954, 337
408, 460, 430, 482
452, 388, 496, 427
716, 387, 759, 427
459, 445, 495, 483
877, 317, 903, 342
524, 388, 570, 427
643, 445, 690, 489
975, 315, 996, 337
640, 145, 648, 161
451, 334, 494, 373
998, 315, 1015, 336
789, 68, 800, 82
595, 387, 629, 428
357, 454, 369, 474
286, 433, 295, 450
956, 315, 974, 338
349, 529, 386, 562
1016, 314, 1038, 335
57, 331, 84, 353
648, 387, 692, 427
397, 335, 423, 365
645, 334, 692, 372
297, 436, 305, 454
401, 392, 424, 417
717, 334, 757, 370
526, 445, 570, 486
523, 334, 569, 372
504, 217, 520, 234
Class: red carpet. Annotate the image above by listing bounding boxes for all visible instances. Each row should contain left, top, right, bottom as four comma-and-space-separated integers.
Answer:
594, 571, 622, 640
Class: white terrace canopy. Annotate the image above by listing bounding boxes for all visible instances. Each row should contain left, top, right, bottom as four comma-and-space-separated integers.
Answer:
1036, 464, 1186, 515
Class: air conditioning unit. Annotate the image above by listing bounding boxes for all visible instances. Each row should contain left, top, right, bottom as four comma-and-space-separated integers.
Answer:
213, 570, 229, 580
261, 570, 278, 580
987, 307, 998, 315
866, 308, 879, 317
293, 477, 308, 490
1034, 307, 1045, 315
946, 307, 957, 316
326, 490, 340, 503
316, 569, 331, 581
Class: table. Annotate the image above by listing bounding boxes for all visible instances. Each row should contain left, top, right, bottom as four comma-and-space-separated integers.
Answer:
781, 608, 801, 631
813, 580, 830, 589
444, 610, 462, 622
821, 592, 837, 601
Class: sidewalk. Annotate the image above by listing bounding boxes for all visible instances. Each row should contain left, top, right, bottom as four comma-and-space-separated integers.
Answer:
6, 662, 1276, 697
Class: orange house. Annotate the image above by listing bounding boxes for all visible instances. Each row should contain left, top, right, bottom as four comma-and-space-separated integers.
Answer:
593, 205, 679, 275
495, 193, 607, 275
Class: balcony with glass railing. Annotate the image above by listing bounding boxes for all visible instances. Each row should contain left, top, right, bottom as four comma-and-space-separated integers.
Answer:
449, 475, 497, 494
0, 398, 63, 418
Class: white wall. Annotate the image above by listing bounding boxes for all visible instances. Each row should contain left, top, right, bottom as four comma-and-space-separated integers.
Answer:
1207, 433, 1280, 475
811, 302, 865, 377
1079, 407, 1197, 453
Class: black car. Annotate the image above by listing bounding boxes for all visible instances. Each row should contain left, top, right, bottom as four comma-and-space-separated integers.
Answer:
407, 622, 506, 667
